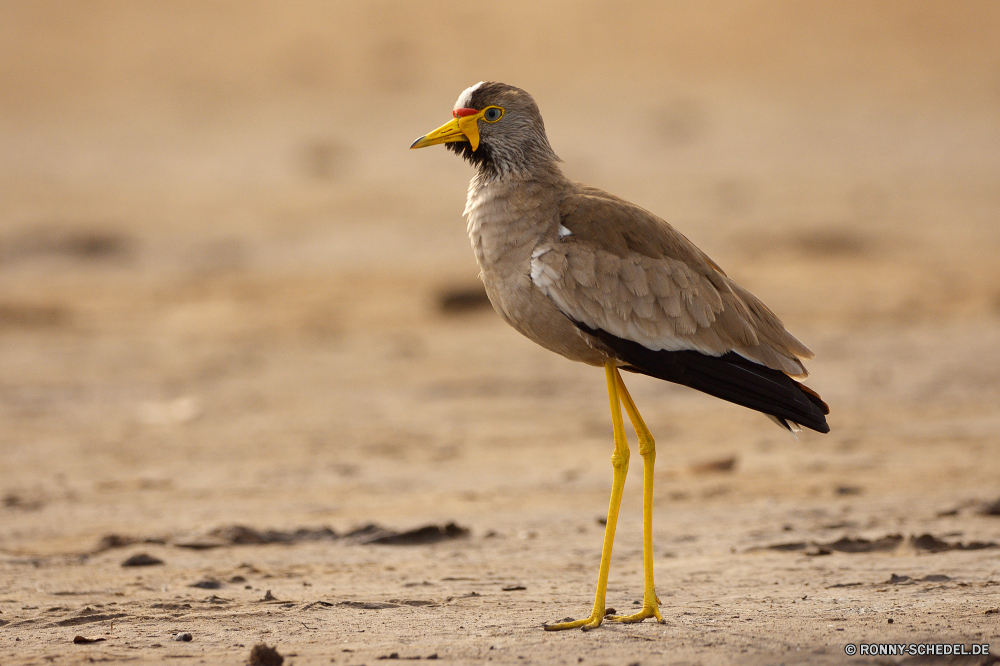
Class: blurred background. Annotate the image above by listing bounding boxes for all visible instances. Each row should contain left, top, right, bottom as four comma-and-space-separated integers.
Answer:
1, 1, 999, 546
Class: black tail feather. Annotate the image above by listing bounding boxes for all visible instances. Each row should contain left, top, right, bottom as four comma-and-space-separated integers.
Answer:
577, 324, 830, 434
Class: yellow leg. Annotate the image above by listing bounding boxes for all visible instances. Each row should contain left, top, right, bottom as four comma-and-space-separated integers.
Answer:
544, 362, 630, 631
608, 370, 665, 624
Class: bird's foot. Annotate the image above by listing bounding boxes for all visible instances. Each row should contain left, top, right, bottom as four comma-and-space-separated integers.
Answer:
608, 594, 665, 624
543, 609, 607, 631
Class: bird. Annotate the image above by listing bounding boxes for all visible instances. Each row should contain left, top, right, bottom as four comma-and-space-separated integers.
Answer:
410, 82, 829, 631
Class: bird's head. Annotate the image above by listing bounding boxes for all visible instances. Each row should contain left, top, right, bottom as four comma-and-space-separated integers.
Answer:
410, 82, 559, 178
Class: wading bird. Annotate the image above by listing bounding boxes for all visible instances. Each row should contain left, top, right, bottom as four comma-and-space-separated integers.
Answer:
411, 82, 829, 630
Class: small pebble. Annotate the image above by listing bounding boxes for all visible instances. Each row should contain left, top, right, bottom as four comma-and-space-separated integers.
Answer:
121, 553, 164, 567
248, 643, 284, 666
73, 635, 106, 644
173, 632, 193, 642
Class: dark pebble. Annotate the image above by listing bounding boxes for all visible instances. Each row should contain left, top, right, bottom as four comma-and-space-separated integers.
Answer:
121, 553, 164, 567
248, 643, 284, 666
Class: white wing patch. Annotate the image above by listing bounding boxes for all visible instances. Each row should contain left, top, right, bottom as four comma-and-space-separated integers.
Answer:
558, 225, 572, 237
455, 82, 485, 110
529, 246, 560, 287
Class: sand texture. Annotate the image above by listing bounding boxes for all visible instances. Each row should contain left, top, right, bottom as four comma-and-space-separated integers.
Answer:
2, 2, 1000, 664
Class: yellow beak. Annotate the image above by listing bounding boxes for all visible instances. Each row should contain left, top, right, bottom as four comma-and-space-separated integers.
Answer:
410, 110, 486, 151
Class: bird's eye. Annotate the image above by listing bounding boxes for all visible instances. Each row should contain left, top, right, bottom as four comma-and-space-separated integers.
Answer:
483, 106, 504, 122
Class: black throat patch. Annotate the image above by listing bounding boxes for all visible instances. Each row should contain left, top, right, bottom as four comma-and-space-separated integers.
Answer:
446, 140, 498, 178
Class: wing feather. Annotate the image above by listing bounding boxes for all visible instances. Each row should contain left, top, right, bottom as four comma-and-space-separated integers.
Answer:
531, 188, 813, 377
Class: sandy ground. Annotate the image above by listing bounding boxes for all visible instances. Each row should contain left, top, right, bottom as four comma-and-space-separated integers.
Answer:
2, 2, 1000, 664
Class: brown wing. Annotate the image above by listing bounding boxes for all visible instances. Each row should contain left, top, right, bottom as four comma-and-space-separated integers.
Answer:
531, 187, 814, 377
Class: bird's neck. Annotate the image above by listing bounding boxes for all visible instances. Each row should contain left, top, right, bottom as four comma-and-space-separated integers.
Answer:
465, 168, 570, 271
450, 134, 561, 182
